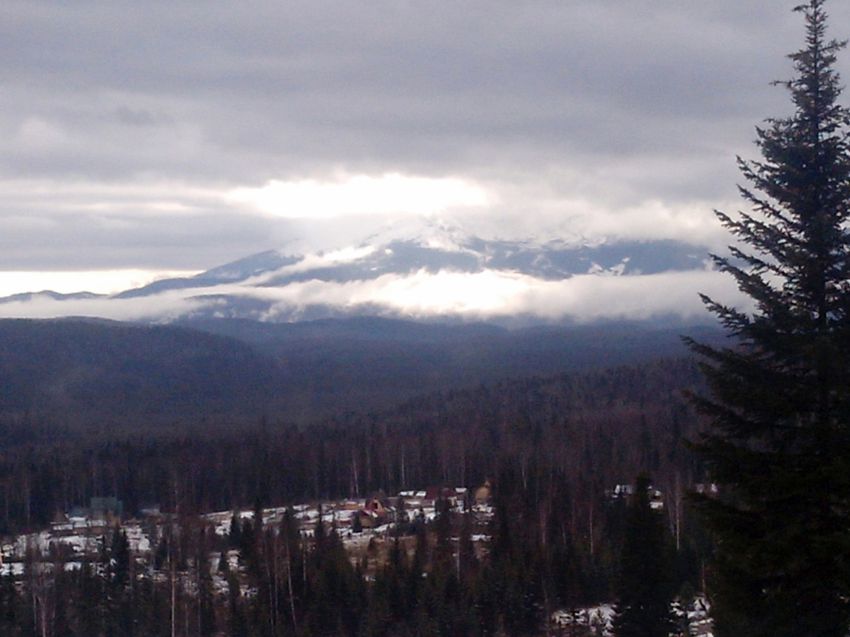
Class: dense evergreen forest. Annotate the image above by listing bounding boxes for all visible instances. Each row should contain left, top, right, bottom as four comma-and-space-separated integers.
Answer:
0, 317, 713, 426
0, 358, 704, 533
0, 356, 711, 635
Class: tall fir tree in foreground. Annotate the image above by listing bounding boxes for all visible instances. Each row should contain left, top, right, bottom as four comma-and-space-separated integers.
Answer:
687, 1, 850, 635
612, 475, 674, 637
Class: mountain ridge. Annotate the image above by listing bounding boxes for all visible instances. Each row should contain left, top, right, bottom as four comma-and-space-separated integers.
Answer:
0, 315, 721, 427
0, 232, 715, 325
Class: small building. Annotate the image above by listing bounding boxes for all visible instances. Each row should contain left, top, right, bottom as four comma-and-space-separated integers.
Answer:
90, 497, 123, 521
423, 486, 463, 508
138, 504, 161, 518
474, 480, 492, 505
63, 496, 125, 532
354, 497, 397, 529
608, 483, 664, 510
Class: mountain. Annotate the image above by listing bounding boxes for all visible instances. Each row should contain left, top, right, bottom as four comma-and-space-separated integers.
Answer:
0, 319, 281, 426
0, 228, 715, 324
1, 291, 104, 303
120, 237, 706, 293
0, 316, 722, 427
0, 226, 722, 425
114, 250, 300, 299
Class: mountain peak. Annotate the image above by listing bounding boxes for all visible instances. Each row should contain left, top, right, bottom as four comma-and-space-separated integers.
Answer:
0, 231, 715, 324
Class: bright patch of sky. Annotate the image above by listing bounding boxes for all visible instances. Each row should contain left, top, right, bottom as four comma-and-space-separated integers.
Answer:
228, 173, 492, 219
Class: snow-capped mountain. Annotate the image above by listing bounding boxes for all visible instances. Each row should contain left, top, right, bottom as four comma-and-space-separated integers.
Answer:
126, 236, 705, 293
0, 228, 725, 324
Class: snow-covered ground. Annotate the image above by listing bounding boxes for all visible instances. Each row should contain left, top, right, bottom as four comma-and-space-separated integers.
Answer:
0, 490, 715, 635
551, 597, 713, 637
0, 488, 483, 577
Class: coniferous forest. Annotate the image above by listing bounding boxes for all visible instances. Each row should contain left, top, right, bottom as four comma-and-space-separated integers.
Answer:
0, 357, 709, 636
1, 1, 850, 636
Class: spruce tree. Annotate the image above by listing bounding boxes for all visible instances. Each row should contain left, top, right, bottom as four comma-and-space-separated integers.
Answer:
687, 1, 850, 635
611, 475, 674, 637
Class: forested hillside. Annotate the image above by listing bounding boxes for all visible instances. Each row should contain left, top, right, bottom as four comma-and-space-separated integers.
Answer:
0, 355, 707, 544
0, 355, 710, 635
0, 319, 280, 424
0, 317, 717, 426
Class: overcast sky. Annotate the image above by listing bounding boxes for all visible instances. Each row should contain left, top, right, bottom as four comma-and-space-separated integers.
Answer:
2, 0, 849, 301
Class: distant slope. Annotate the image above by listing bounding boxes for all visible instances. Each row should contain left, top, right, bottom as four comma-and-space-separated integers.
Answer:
0, 231, 715, 324
182, 317, 722, 422
0, 317, 722, 427
0, 319, 280, 425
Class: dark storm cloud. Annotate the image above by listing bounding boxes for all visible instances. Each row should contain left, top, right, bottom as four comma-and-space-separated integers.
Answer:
1, 0, 848, 272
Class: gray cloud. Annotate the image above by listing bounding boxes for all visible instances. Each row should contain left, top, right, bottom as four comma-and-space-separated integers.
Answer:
1, 1, 847, 282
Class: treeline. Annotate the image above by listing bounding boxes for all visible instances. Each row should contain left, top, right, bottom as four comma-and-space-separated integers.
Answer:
0, 475, 702, 636
0, 357, 712, 633
0, 358, 704, 536
0, 317, 713, 427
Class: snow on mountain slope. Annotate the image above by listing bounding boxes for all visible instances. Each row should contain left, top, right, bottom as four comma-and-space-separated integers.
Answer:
0, 225, 730, 324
